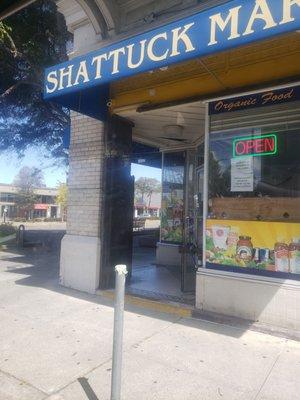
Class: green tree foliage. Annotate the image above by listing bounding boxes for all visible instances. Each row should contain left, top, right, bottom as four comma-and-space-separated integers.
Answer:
13, 166, 45, 219
14, 189, 37, 219
208, 152, 230, 198
0, 223, 16, 237
0, 0, 69, 159
56, 182, 67, 220
135, 177, 161, 210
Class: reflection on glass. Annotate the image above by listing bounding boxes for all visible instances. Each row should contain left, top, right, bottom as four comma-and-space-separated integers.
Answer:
206, 127, 300, 276
208, 128, 300, 221
161, 152, 185, 244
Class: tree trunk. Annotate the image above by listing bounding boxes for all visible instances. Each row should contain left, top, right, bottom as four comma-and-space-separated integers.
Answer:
148, 191, 153, 210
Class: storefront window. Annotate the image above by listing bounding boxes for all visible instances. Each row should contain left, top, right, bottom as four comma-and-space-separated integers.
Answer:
160, 151, 185, 244
206, 106, 300, 277
208, 128, 300, 206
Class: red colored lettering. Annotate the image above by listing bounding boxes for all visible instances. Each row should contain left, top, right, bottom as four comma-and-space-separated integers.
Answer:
246, 140, 255, 154
235, 141, 246, 155
233, 134, 277, 157
264, 138, 275, 152
255, 139, 264, 153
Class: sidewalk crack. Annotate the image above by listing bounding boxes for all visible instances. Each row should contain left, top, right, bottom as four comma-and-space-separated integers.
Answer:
0, 367, 48, 397
252, 343, 286, 400
47, 316, 183, 398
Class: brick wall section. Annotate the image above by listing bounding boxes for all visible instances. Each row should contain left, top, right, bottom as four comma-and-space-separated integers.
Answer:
67, 111, 105, 237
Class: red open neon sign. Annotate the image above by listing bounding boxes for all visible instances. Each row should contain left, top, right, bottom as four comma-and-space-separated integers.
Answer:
233, 134, 277, 158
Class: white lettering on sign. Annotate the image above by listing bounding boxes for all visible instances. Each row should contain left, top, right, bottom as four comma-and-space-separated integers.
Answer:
280, 0, 300, 24
108, 47, 126, 75
44, 0, 300, 96
208, 0, 299, 44
92, 53, 108, 79
147, 32, 169, 61
127, 40, 147, 69
58, 65, 73, 90
73, 61, 90, 85
208, 6, 242, 46
243, 0, 277, 36
170, 23, 195, 56
46, 71, 58, 93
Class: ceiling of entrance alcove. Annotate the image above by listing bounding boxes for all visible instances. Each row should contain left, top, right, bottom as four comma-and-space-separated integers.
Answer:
117, 100, 206, 150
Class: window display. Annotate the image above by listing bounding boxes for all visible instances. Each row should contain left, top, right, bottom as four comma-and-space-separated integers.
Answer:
208, 127, 300, 221
160, 152, 185, 244
206, 219, 300, 275
206, 99, 300, 277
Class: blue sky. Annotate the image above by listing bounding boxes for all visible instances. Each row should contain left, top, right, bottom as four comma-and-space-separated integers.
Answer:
0, 148, 161, 188
0, 147, 67, 188
131, 163, 161, 181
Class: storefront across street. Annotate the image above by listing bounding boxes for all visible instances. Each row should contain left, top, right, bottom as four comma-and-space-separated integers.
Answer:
45, 0, 300, 330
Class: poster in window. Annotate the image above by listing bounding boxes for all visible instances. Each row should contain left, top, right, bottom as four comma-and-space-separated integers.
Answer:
231, 156, 254, 192
205, 219, 300, 275
161, 189, 184, 243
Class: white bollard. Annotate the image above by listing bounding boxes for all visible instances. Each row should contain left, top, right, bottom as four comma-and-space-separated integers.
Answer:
111, 264, 127, 400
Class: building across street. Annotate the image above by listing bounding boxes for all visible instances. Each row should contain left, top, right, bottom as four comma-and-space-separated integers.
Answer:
134, 192, 161, 218
0, 183, 61, 220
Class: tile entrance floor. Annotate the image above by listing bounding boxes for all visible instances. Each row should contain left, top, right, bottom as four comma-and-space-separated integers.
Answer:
128, 244, 195, 304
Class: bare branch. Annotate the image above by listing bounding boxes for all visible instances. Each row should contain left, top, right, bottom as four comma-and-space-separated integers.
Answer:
1, 27, 21, 58
1, 80, 42, 97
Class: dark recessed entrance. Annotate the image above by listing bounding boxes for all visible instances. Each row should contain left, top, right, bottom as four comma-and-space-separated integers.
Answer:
101, 101, 206, 304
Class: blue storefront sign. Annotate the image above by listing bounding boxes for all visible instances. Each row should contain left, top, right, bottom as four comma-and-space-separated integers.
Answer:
44, 0, 300, 115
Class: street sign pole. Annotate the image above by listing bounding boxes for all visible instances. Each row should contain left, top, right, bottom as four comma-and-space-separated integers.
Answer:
111, 264, 127, 400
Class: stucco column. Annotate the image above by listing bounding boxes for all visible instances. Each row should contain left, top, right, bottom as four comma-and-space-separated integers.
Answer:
60, 111, 105, 293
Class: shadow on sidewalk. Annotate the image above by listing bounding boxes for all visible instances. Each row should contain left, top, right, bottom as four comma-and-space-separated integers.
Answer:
0, 228, 286, 340
78, 377, 99, 400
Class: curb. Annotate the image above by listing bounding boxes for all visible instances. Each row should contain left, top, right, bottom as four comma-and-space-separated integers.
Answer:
97, 289, 300, 341
98, 290, 192, 318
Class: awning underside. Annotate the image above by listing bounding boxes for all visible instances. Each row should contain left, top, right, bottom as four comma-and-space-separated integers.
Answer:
51, 84, 110, 121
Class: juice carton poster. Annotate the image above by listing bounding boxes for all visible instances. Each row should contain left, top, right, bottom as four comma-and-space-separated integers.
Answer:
205, 219, 300, 274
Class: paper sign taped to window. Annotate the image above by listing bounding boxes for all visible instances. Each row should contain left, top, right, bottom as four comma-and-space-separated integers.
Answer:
231, 156, 253, 192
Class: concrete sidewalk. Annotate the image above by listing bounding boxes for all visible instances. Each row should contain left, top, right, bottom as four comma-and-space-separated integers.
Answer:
0, 243, 299, 400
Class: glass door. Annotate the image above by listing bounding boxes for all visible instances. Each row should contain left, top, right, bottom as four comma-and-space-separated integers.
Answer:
181, 148, 204, 292
195, 166, 204, 261
181, 150, 197, 292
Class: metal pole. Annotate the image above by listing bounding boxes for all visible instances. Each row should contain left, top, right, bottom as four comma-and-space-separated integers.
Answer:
202, 103, 210, 268
111, 264, 127, 400
17, 225, 25, 248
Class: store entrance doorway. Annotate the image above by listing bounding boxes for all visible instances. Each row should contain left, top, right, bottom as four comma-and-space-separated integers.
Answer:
129, 154, 185, 301
109, 100, 206, 302
127, 150, 204, 302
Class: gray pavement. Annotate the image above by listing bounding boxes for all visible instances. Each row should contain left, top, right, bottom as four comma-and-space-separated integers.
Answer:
0, 228, 299, 400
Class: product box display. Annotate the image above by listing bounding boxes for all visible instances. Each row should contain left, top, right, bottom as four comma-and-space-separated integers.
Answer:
206, 219, 300, 275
